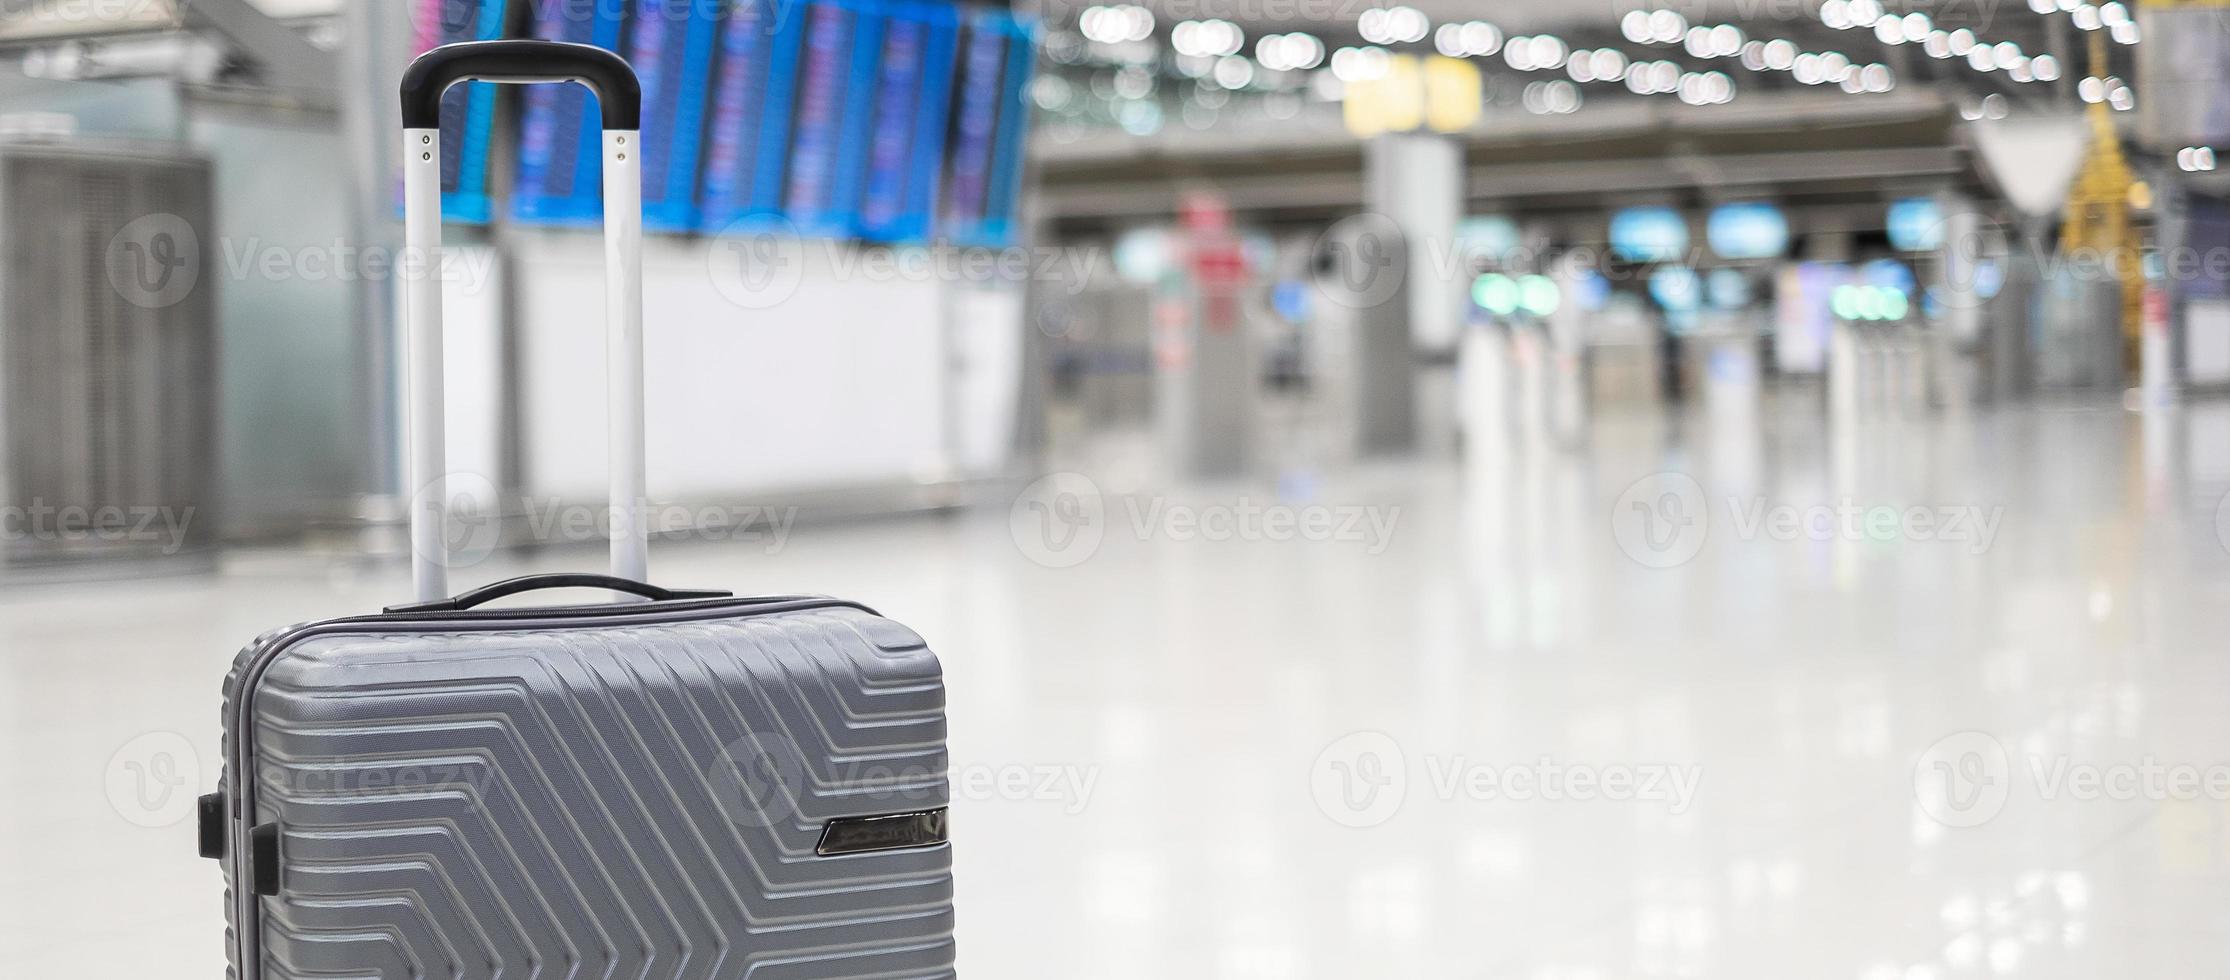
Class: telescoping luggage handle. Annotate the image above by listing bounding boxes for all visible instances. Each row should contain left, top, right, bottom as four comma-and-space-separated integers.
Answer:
400, 40, 648, 603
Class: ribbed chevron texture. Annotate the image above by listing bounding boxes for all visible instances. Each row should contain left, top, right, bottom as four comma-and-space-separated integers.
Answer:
220, 600, 954, 980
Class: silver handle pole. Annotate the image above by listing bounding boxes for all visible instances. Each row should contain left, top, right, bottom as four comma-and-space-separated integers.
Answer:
603, 129, 649, 584
402, 127, 449, 603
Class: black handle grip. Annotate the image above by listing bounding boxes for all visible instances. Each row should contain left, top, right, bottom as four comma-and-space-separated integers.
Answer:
401, 40, 641, 130
384, 573, 732, 614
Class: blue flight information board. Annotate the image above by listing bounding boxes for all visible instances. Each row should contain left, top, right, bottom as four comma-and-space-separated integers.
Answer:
630, 0, 724, 231
410, 0, 505, 224
857, 2, 959, 242
512, 0, 629, 224
698, 0, 807, 228
782, 0, 881, 237
506, 0, 1036, 247
940, 9, 1034, 247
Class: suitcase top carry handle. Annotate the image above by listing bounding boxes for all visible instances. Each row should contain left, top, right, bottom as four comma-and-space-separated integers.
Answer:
400, 41, 648, 603
383, 573, 734, 614
400, 40, 641, 130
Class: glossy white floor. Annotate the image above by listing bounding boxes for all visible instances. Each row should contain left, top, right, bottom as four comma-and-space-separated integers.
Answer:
8, 396, 2230, 979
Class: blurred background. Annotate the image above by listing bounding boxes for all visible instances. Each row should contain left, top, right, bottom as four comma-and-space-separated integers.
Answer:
7, 0, 2230, 977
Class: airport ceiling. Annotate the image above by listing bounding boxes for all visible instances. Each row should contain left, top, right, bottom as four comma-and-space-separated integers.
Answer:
1031, 0, 2144, 217
1035, 0, 2131, 104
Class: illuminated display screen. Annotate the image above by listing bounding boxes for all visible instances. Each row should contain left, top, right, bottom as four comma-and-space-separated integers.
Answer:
698, 0, 807, 228
1706, 202, 1789, 259
512, 0, 629, 224
409, 0, 505, 224
857, 2, 961, 242
1887, 197, 1944, 251
1650, 265, 1702, 312
1610, 206, 1690, 263
629, 0, 723, 231
784, 0, 870, 235
941, 10, 1035, 246
498, 0, 1032, 246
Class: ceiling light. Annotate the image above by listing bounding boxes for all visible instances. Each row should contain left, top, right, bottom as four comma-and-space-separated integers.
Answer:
1433, 23, 1462, 57
1460, 22, 1503, 56
1685, 26, 1714, 57
1212, 56, 1253, 88
1389, 6, 1431, 44
1567, 49, 1597, 82
1764, 39, 1797, 69
1504, 37, 1535, 70
1529, 35, 1568, 70
1620, 10, 1652, 43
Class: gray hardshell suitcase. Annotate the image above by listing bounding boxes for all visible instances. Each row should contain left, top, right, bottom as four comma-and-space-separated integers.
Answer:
200, 41, 955, 979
